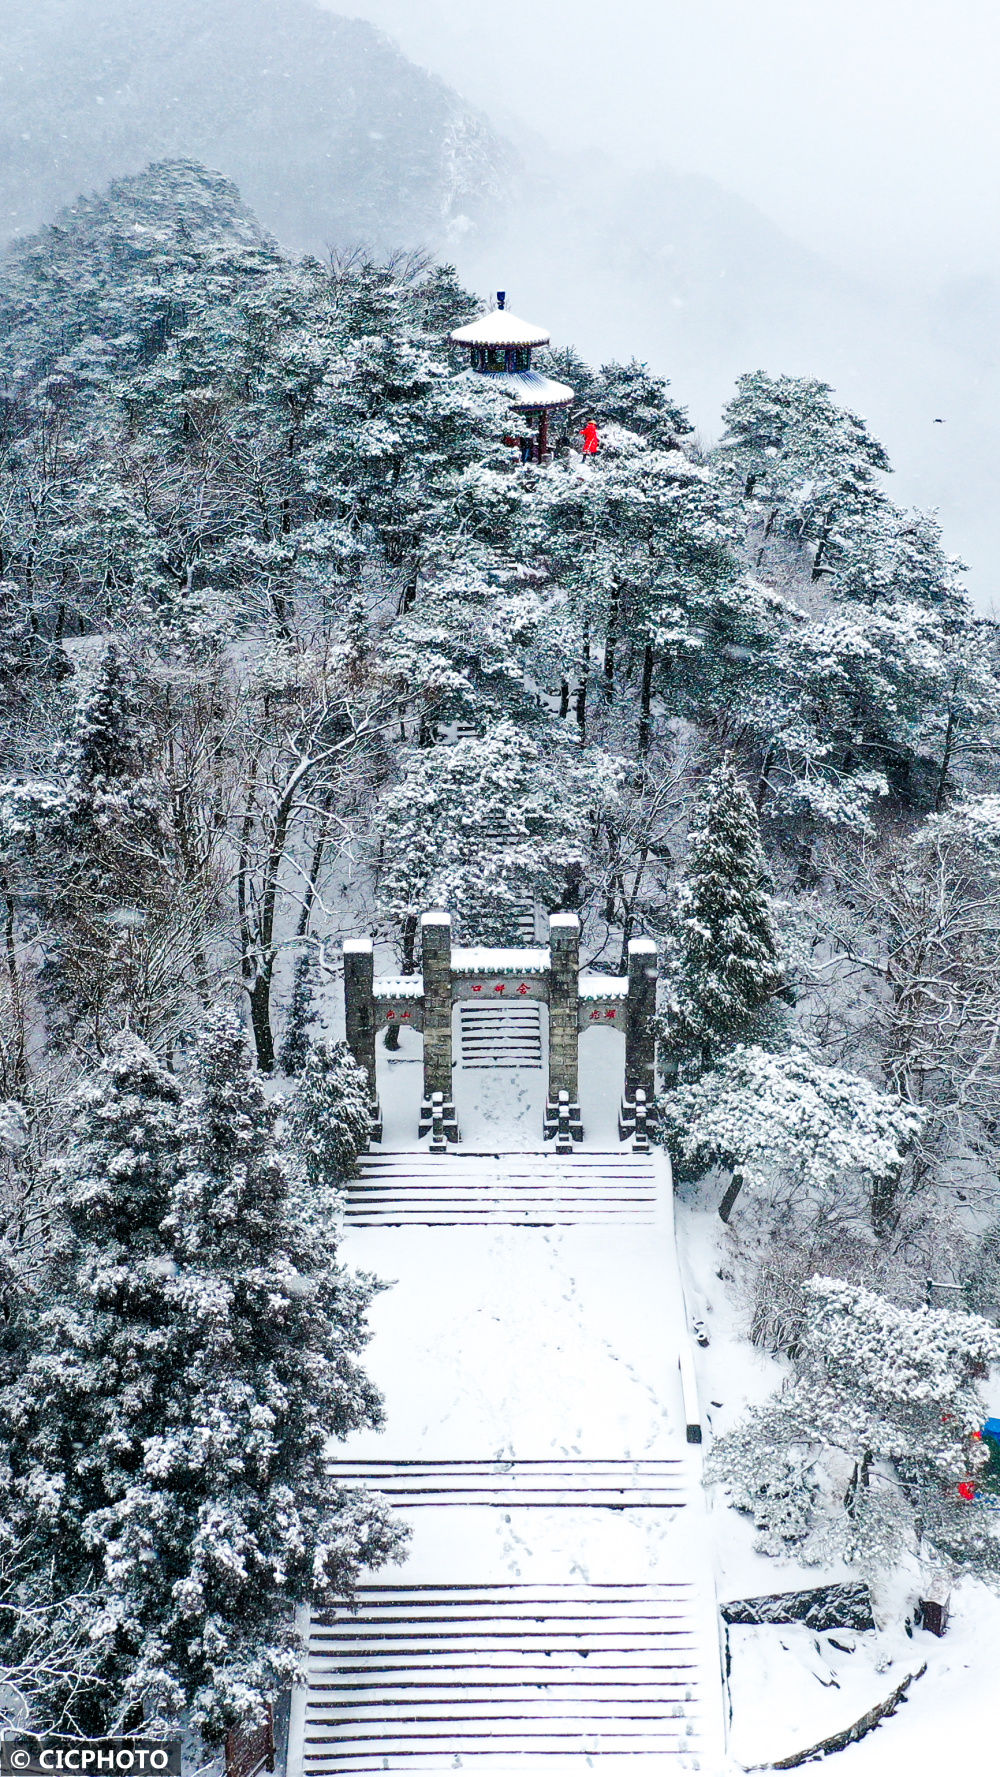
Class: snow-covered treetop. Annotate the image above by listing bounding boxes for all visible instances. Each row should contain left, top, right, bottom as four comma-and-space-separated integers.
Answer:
662, 1043, 923, 1195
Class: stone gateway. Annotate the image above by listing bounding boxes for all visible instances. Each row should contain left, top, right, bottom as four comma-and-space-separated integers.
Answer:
343, 911, 657, 1144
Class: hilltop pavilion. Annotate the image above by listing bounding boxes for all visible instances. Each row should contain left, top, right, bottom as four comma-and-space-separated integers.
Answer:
449, 292, 574, 463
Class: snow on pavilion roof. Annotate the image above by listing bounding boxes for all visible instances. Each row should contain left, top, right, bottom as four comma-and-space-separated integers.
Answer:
449, 310, 551, 347
492, 370, 575, 411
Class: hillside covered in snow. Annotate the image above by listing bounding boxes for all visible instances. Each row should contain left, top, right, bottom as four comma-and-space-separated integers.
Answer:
1, 158, 999, 1769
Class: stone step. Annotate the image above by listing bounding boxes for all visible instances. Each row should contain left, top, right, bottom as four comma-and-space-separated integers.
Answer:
458, 1000, 543, 1069
324, 1458, 687, 1508
300, 1585, 706, 1771
346, 1151, 659, 1226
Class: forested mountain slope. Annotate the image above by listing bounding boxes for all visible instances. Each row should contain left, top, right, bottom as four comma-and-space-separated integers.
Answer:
2, 162, 1000, 1739
4, 0, 995, 597
0, 0, 513, 253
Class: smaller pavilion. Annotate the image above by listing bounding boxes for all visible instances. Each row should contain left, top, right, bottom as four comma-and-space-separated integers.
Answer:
449, 292, 574, 463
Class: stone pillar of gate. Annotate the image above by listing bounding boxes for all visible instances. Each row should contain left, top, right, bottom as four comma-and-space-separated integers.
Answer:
544, 912, 582, 1142
619, 936, 658, 1141
343, 937, 381, 1142
418, 910, 458, 1142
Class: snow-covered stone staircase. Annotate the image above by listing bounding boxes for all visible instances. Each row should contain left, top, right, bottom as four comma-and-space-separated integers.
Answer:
300, 1582, 707, 1772
324, 1457, 687, 1509
457, 1000, 543, 1068
289, 1149, 726, 1775
344, 1151, 659, 1226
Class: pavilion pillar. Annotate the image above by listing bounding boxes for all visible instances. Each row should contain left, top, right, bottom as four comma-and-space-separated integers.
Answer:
343, 938, 381, 1143
619, 937, 658, 1141
544, 912, 582, 1142
419, 911, 458, 1142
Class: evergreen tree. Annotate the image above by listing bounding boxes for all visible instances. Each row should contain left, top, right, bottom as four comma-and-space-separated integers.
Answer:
525, 425, 740, 745
0, 1019, 402, 1737
598, 358, 692, 447
65, 643, 146, 792
716, 371, 891, 578
828, 507, 968, 614
659, 1043, 923, 1227
710, 1278, 1000, 1581
375, 722, 608, 947
663, 756, 784, 1073
279, 949, 320, 1077
288, 1037, 373, 1188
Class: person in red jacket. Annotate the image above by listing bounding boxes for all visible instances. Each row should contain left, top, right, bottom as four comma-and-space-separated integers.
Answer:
580, 420, 600, 456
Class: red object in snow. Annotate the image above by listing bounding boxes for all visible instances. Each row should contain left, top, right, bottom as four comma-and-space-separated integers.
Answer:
580, 422, 600, 455
958, 1480, 976, 1501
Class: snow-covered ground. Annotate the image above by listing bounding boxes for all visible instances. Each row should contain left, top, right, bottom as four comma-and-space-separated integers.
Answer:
375, 1017, 626, 1151
286, 1142, 727, 1772
299, 1016, 1000, 1774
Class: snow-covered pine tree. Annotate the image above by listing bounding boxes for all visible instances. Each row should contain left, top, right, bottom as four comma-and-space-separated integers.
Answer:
14, 644, 174, 1039
597, 358, 693, 448
0, 1018, 402, 1738
65, 643, 145, 791
375, 721, 603, 946
715, 371, 891, 579
288, 1037, 373, 1187
662, 755, 784, 1075
279, 949, 320, 1076
659, 1043, 924, 1228
710, 1277, 1000, 1582
0, 1034, 186, 1729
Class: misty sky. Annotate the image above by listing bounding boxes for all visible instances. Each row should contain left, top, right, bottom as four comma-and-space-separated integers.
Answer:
334, 0, 1000, 287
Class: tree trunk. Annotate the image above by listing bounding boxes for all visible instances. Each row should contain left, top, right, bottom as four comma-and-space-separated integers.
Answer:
603, 586, 620, 692
811, 511, 836, 581
756, 748, 775, 812
398, 562, 420, 613
844, 1449, 872, 1515
870, 1165, 902, 1241
402, 913, 418, 975
248, 971, 276, 1072
718, 1169, 744, 1224
2, 887, 27, 1091
755, 508, 779, 567
934, 698, 957, 813
638, 645, 655, 755
297, 825, 329, 939
575, 629, 590, 745
617, 845, 650, 974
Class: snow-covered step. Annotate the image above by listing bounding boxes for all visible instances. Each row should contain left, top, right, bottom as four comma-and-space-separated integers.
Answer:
345, 1151, 659, 1225
324, 1457, 686, 1508
458, 1001, 542, 1068
300, 1584, 707, 1771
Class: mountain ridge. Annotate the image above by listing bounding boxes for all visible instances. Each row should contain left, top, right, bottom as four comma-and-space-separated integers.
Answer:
0, 0, 516, 254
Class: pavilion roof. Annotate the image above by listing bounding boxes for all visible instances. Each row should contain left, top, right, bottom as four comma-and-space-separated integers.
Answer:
449, 309, 551, 347
495, 370, 575, 411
